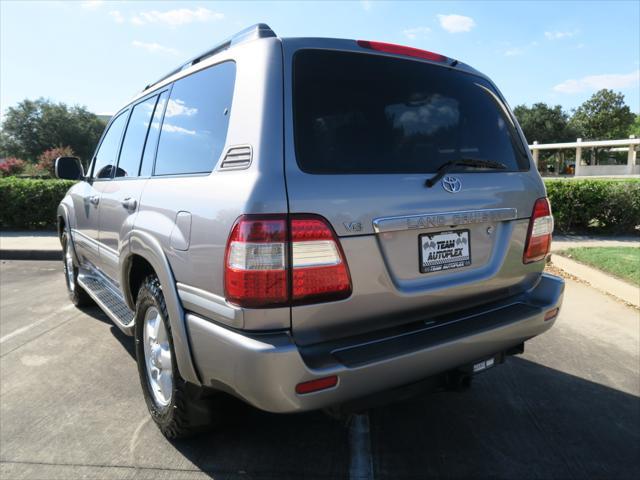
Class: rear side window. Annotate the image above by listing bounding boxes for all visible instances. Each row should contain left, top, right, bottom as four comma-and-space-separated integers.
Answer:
293, 50, 529, 174
92, 111, 128, 179
154, 61, 236, 176
116, 95, 158, 178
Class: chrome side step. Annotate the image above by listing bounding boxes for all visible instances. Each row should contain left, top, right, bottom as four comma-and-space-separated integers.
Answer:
78, 273, 135, 336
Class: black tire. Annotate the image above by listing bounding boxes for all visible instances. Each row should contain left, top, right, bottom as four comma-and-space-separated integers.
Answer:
61, 229, 93, 307
134, 275, 217, 439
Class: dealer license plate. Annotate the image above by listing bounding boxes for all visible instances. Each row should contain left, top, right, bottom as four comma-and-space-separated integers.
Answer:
419, 230, 471, 273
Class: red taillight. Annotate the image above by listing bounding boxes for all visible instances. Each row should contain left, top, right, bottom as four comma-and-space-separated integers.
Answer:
523, 198, 554, 264
291, 216, 352, 304
224, 215, 288, 308
224, 214, 352, 308
357, 40, 448, 62
295, 376, 338, 394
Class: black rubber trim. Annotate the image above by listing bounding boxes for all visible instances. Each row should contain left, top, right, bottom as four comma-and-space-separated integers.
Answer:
332, 302, 537, 368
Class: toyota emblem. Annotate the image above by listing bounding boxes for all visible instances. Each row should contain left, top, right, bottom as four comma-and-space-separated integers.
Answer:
442, 176, 462, 193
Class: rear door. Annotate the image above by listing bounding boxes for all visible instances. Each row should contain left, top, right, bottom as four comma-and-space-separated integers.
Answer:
283, 41, 546, 345
97, 92, 167, 284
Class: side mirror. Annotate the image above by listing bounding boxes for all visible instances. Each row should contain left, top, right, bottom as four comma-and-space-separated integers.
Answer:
55, 156, 84, 180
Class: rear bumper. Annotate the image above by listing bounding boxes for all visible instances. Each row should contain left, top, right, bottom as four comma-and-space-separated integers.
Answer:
187, 273, 564, 413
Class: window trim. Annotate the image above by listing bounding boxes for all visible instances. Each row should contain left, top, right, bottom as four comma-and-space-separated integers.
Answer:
149, 84, 173, 177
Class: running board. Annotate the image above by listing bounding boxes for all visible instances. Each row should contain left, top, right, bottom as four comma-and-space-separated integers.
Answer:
78, 273, 135, 336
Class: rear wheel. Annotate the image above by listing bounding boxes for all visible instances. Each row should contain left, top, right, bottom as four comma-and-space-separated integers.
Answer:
61, 229, 92, 307
134, 275, 218, 439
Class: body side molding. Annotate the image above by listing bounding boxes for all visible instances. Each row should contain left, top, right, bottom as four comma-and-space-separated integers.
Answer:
177, 283, 244, 329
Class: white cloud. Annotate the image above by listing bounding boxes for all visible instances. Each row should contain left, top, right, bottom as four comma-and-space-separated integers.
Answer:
109, 10, 124, 24
544, 30, 576, 40
165, 99, 197, 117
504, 47, 524, 57
81, 1, 104, 9
437, 14, 475, 33
553, 70, 640, 94
361, 1, 372, 11
131, 40, 179, 56
131, 7, 224, 27
403, 26, 431, 40
162, 124, 196, 135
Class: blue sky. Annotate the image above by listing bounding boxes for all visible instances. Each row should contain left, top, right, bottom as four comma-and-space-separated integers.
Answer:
1, 0, 639, 117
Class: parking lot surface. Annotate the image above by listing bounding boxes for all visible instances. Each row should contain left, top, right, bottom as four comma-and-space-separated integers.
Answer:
1, 260, 639, 479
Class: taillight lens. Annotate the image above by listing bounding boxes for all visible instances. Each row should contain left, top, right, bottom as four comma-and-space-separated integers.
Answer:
523, 198, 554, 264
291, 216, 352, 304
357, 40, 448, 62
224, 215, 288, 307
224, 214, 352, 308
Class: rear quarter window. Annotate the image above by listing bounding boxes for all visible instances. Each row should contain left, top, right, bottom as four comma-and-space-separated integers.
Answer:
154, 61, 236, 176
293, 50, 529, 174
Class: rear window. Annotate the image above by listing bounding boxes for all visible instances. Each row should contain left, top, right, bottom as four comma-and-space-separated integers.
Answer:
293, 50, 529, 174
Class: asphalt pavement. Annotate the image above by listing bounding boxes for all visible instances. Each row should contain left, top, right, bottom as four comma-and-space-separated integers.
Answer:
1, 260, 638, 479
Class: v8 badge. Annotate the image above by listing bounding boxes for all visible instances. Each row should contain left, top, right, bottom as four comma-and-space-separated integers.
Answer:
343, 221, 362, 233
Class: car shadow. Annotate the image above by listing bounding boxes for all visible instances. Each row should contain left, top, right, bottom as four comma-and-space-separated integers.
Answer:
165, 356, 638, 480
79, 304, 136, 360
170, 404, 352, 480
368, 356, 640, 480
78, 303, 639, 479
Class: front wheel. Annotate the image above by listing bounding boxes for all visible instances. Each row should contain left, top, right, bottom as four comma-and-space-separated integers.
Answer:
61, 229, 93, 307
134, 275, 218, 439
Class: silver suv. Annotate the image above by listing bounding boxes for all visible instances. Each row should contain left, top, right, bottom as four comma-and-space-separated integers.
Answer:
55, 24, 564, 438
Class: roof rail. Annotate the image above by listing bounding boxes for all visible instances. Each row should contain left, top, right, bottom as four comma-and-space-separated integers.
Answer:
141, 23, 276, 93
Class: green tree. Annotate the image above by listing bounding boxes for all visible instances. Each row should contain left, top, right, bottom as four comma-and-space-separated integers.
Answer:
629, 114, 640, 137
0, 98, 106, 162
513, 103, 575, 144
569, 89, 635, 140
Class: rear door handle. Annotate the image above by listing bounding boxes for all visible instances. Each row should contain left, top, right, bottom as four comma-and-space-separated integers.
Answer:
89, 195, 100, 206
121, 197, 137, 211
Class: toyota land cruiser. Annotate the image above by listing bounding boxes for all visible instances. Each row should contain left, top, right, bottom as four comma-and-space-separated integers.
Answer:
55, 24, 564, 438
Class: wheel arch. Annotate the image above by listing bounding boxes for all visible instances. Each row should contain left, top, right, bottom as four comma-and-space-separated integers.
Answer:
57, 203, 80, 264
120, 229, 201, 386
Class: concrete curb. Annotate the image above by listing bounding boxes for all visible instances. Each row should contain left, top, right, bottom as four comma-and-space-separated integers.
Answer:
0, 250, 62, 261
550, 253, 639, 308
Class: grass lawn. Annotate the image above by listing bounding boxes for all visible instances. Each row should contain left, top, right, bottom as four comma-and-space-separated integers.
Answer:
559, 247, 640, 286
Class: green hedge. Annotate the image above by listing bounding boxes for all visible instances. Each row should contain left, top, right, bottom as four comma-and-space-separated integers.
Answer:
0, 178, 75, 230
544, 179, 640, 234
0, 176, 638, 234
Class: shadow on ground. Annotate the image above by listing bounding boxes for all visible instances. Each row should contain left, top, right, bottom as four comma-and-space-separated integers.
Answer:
80, 305, 136, 360
369, 356, 640, 480
81, 307, 639, 479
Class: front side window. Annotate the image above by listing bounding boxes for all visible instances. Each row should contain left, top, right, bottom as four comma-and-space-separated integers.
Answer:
293, 50, 529, 174
92, 111, 128, 179
154, 61, 236, 176
116, 95, 158, 178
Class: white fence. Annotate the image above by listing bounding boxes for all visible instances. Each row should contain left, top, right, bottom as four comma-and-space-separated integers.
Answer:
529, 136, 639, 176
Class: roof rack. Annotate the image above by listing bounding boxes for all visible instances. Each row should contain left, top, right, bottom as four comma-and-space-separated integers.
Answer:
141, 23, 276, 93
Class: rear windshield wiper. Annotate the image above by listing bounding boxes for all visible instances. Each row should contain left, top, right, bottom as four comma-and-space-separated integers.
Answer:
425, 158, 508, 188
